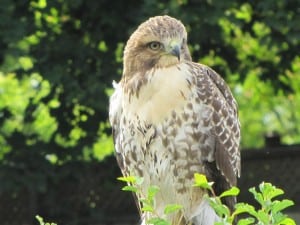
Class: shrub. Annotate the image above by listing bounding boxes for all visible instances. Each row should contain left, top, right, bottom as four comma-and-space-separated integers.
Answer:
118, 174, 296, 225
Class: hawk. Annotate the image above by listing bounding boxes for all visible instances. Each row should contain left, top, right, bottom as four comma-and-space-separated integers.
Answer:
109, 15, 240, 225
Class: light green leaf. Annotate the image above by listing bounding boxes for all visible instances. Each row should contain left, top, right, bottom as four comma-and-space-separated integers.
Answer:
249, 187, 264, 206
193, 173, 213, 190
117, 176, 137, 183
36, 215, 57, 225
19, 56, 34, 70
279, 218, 296, 225
214, 222, 226, 225
164, 204, 183, 215
256, 210, 269, 224
147, 218, 170, 225
148, 185, 160, 199
259, 182, 284, 200
220, 186, 240, 198
207, 197, 230, 217
272, 199, 294, 214
237, 217, 255, 225
234, 203, 257, 216
273, 213, 289, 225
121, 186, 138, 193
98, 40, 108, 52
141, 205, 154, 212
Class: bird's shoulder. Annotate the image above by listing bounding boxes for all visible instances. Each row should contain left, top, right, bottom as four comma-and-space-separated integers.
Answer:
183, 62, 236, 105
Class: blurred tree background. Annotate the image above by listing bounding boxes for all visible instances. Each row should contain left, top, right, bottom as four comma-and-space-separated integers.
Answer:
0, 0, 299, 224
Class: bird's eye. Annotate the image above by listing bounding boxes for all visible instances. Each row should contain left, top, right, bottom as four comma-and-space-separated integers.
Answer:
148, 42, 162, 51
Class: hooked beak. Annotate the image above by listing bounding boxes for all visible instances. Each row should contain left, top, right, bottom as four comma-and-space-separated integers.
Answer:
170, 45, 180, 61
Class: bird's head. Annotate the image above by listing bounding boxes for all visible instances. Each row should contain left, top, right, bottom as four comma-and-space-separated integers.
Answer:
123, 15, 192, 78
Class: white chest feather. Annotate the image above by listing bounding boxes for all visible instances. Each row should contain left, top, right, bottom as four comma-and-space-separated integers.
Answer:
123, 65, 191, 124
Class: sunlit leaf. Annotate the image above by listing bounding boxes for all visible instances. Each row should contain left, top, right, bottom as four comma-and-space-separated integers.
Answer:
279, 218, 296, 225
147, 218, 170, 225
272, 199, 294, 214
234, 203, 257, 216
220, 186, 240, 198
148, 185, 160, 199
141, 205, 154, 212
164, 204, 183, 215
193, 173, 213, 190
19, 56, 34, 70
117, 176, 137, 183
207, 197, 230, 216
259, 182, 284, 200
121, 186, 138, 193
249, 187, 264, 206
98, 40, 108, 52
237, 217, 255, 225
256, 210, 269, 224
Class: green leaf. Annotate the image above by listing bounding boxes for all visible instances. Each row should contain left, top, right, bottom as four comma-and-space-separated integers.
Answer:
141, 205, 154, 212
256, 209, 269, 224
31, 0, 47, 9
234, 203, 257, 217
220, 186, 240, 198
98, 40, 108, 52
193, 173, 213, 190
117, 176, 136, 183
249, 187, 264, 206
237, 217, 255, 225
36, 215, 57, 225
148, 185, 160, 199
164, 204, 183, 215
273, 213, 289, 225
117, 175, 143, 185
259, 182, 284, 200
19, 56, 34, 70
272, 199, 294, 214
147, 218, 170, 225
214, 222, 226, 225
36, 215, 44, 225
207, 197, 230, 217
234, 3, 253, 22
279, 218, 296, 225
121, 186, 138, 193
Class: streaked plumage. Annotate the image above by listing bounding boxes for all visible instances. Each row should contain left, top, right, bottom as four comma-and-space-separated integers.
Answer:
109, 15, 240, 225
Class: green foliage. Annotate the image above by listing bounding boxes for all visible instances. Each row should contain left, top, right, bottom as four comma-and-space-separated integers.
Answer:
36, 215, 57, 225
194, 173, 215, 191
196, 173, 295, 225
119, 174, 295, 225
202, 2, 300, 148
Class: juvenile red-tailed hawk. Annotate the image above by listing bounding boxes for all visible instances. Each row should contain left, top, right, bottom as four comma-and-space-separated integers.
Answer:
109, 15, 240, 225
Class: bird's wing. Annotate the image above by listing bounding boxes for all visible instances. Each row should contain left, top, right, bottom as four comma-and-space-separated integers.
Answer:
204, 65, 241, 185
190, 62, 240, 210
